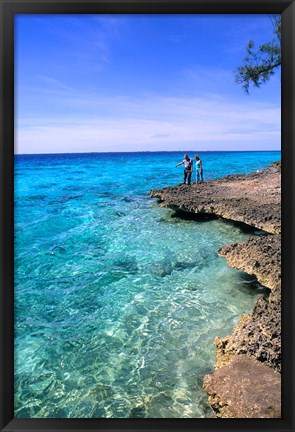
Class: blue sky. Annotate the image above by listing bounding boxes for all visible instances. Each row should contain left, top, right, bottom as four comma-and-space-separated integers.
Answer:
15, 14, 281, 154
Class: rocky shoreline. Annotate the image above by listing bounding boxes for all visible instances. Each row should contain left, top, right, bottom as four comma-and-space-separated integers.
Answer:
149, 162, 281, 418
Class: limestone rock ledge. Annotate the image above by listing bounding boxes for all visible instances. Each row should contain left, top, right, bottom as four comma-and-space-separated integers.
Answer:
150, 163, 281, 235
203, 355, 281, 418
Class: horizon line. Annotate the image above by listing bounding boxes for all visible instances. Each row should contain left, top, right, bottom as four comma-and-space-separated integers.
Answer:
15, 149, 281, 156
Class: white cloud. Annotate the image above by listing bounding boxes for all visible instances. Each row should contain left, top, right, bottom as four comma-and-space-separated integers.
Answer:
35, 75, 72, 91
15, 92, 281, 154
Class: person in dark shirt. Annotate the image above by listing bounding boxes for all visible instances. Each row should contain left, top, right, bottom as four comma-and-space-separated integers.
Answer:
175, 154, 193, 185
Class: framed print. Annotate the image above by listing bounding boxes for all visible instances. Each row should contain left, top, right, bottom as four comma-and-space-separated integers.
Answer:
0, 0, 294, 431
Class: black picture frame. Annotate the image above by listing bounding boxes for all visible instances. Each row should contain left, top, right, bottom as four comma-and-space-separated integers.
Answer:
0, 0, 294, 431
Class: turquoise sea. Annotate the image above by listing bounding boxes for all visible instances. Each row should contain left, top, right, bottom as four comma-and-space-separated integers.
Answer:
14, 150, 280, 418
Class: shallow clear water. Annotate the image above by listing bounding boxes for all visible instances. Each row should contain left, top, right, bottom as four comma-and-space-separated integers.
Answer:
14, 151, 279, 418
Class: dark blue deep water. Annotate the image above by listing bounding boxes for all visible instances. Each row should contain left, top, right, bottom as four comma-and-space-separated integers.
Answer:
14, 151, 280, 418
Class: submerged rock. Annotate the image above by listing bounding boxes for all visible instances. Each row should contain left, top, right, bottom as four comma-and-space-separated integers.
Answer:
203, 354, 281, 418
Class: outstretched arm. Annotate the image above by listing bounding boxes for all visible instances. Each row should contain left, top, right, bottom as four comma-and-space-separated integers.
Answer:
175, 161, 184, 167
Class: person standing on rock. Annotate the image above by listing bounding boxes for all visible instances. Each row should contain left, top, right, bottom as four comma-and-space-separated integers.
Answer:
175, 154, 193, 185
194, 154, 204, 183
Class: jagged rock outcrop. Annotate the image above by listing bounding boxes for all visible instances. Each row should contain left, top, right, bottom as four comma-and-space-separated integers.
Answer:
218, 234, 281, 298
217, 234, 281, 373
214, 294, 281, 372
